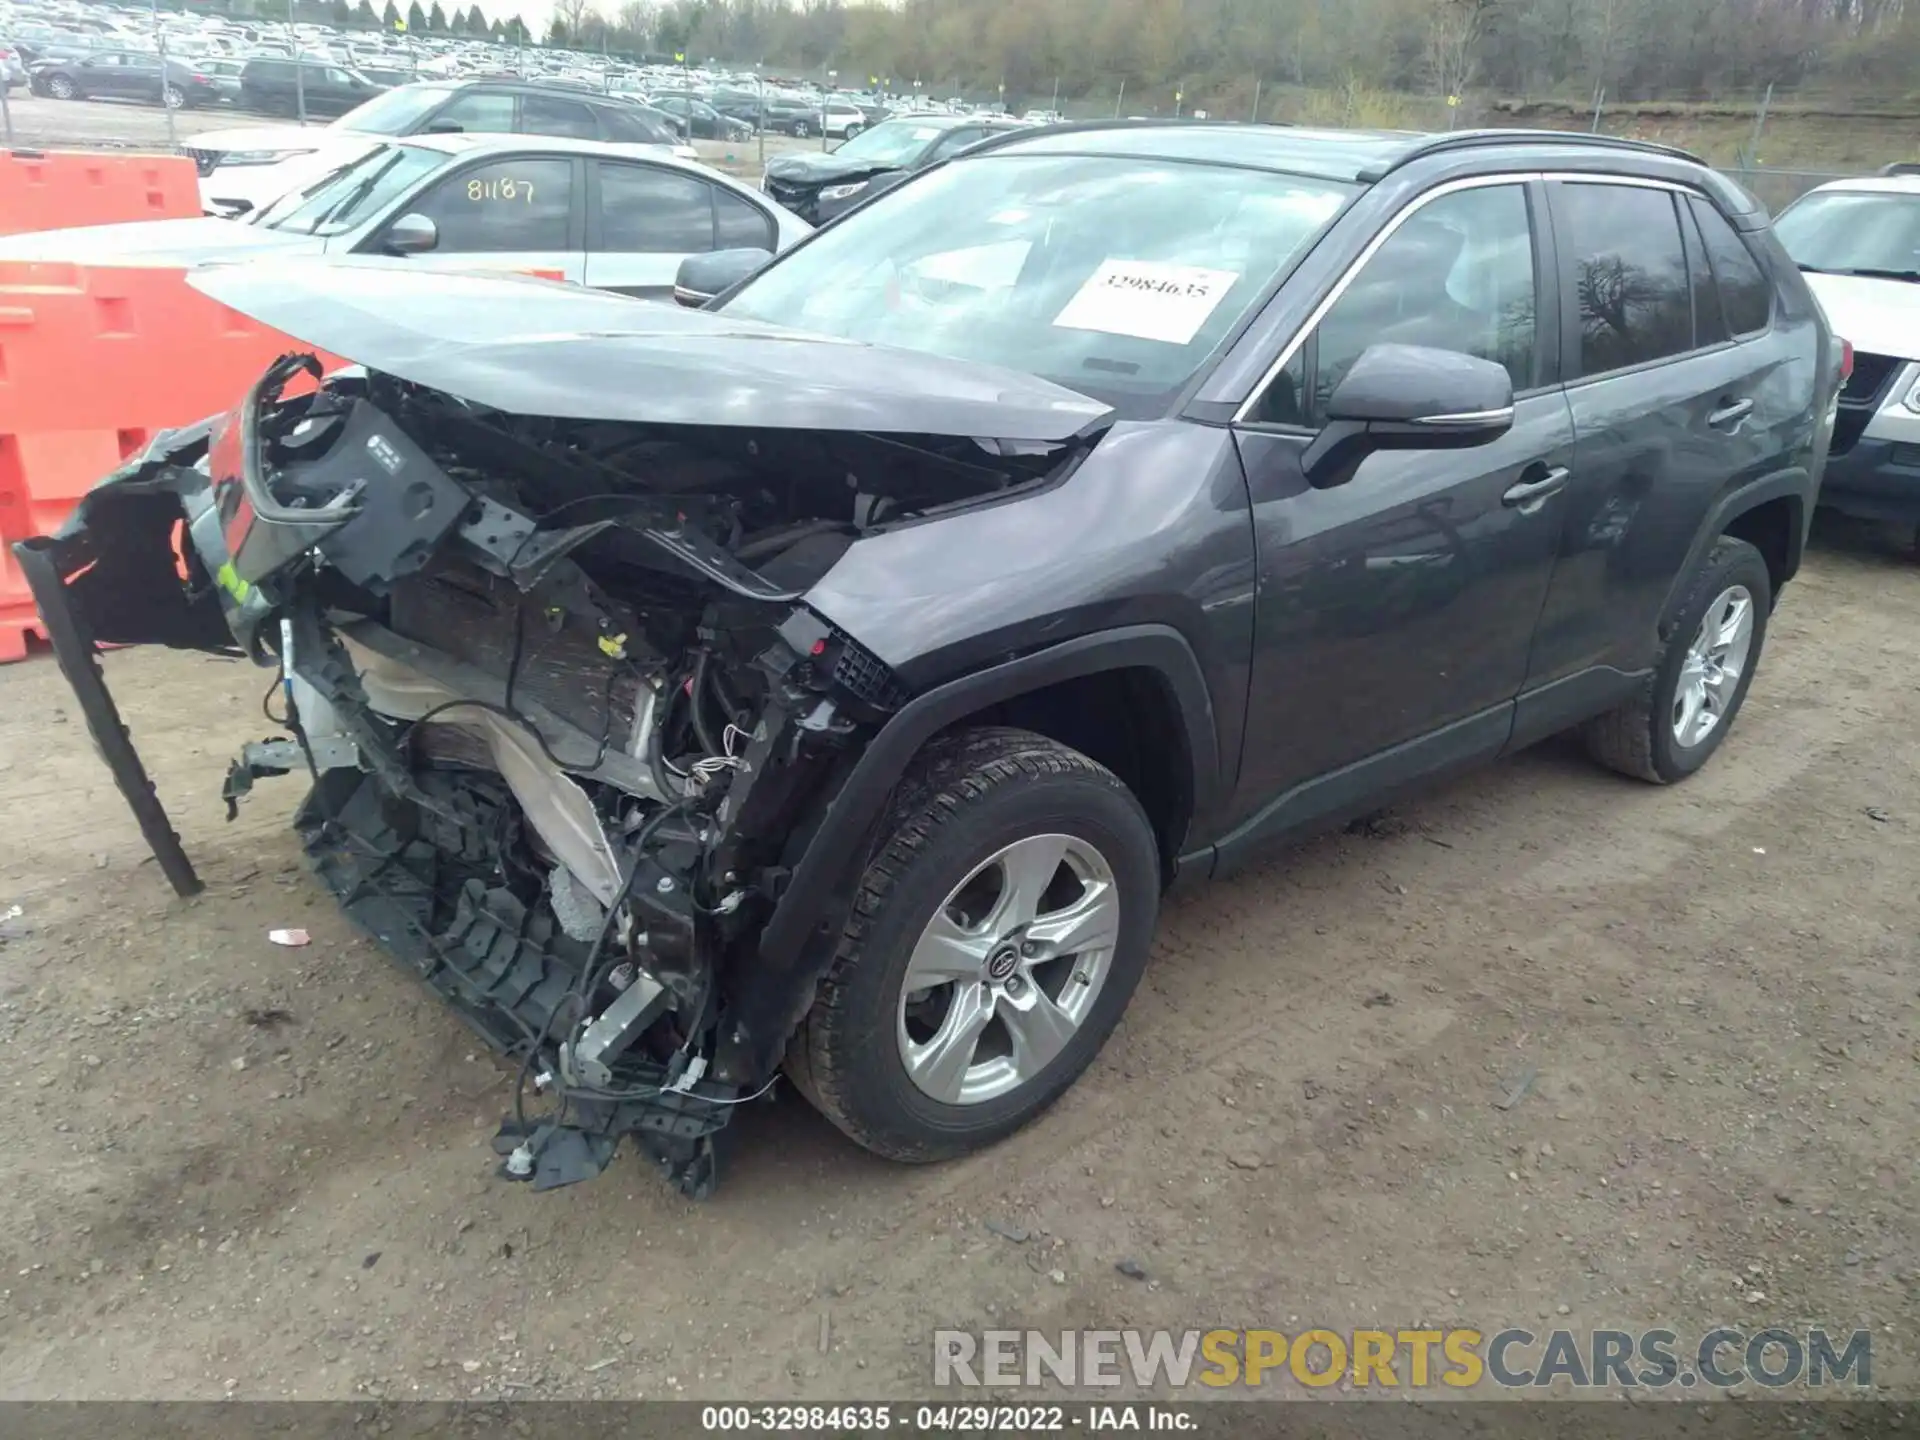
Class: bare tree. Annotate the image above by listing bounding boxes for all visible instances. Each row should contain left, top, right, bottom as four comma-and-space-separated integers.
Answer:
552, 0, 596, 43
1425, 0, 1487, 103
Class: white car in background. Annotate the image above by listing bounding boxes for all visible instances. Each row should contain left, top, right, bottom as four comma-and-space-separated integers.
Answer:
2, 133, 807, 300
1775, 169, 1920, 530
185, 78, 695, 218
818, 99, 868, 139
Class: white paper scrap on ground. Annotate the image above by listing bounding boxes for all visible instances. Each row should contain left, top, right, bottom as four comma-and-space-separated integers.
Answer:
1052, 260, 1240, 345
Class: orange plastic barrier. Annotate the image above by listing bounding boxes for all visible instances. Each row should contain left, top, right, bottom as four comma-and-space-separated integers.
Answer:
0, 261, 339, 662
0, 149, 202, 236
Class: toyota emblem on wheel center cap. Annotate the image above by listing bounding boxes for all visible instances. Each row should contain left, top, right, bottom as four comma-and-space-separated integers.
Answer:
986, 944, 1021, 983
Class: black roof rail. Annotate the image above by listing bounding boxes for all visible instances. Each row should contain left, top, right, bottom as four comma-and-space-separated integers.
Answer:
1357, 128, 1707, 181
1877, 161, 1920, 176
958, 115, 1294, 160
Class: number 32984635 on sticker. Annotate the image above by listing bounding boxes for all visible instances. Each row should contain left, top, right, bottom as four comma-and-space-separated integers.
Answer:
1052, 259, 1240, 345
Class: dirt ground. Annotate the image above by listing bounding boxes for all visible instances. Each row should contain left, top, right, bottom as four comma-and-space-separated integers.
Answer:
0, 514, 1915, 1401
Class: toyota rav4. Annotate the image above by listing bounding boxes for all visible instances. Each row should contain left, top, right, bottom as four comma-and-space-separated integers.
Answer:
17, 124, 1839, 1198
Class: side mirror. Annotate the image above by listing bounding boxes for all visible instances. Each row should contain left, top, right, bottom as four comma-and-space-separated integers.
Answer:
673, 247, 773, 308
383, 212, 438, 254
1300, 343, 1515, 489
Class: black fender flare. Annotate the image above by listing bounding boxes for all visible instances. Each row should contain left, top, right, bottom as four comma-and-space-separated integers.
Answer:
716, 623, 1221, 1084
1660, 467, 1811, 632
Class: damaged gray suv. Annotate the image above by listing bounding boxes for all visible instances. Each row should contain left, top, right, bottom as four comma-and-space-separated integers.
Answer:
18, 124, 1836, 1197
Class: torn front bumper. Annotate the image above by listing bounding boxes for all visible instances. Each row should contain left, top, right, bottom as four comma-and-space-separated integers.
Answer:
12, 419, 244, 899
9, 388, 756, 1197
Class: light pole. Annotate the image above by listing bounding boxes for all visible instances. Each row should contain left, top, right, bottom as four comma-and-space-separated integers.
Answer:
289, 0, 308, 126
147, 0, 178, 148
821, 66, 836, 150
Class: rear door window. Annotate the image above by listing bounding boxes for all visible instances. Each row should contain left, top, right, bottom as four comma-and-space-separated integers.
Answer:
594, 161, 714, 252
1689, 196, 1772, 336
522, 93, 599, 139
714, 188, 775, 250
427, 90, 515, 134
1556, 183, 1693, 378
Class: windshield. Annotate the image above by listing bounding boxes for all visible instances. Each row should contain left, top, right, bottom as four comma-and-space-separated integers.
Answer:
832, 119, 944, 167
253, 142, 443, 236
331, 83, 454, 135
722, 154, 1353, 410
1776, 189, 1920, 278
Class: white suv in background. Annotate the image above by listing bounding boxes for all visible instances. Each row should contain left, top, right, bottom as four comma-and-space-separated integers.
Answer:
186, 79, 694, 217
1775, 169, 1920, 531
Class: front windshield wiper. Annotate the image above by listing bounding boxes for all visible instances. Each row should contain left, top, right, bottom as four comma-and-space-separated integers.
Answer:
303, 158, 397, 235
1800, 263, 1920, 282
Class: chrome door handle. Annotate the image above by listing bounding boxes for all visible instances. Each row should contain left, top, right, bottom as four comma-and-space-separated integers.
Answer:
1708, 398, 1754, 428
1502, 466, 1570, 509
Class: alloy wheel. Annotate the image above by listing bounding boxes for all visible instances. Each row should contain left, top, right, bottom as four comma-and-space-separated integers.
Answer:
49, 76, 75, 99
896, 833, 1121, 1106
1673, 583, 1754, 748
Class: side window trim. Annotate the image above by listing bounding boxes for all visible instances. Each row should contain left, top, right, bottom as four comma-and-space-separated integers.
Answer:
1235, 172, 1551, 430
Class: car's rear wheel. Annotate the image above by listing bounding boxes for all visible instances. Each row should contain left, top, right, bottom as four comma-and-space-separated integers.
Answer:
787, 727, 1160, 1162
1584, 535, 1772, 783
48, 75, 76, 100
161, 84, 185, 109
791, 118, 811, 138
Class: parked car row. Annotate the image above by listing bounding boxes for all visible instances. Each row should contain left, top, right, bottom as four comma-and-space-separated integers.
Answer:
187, 79, 696, 217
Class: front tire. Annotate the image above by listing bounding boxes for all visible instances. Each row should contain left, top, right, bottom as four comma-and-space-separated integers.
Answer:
162, 84, 185, 110
790, 118, 811, 138
788, 727, 1160, 1163
48, 75, 76, 100
1584, 535, 1772, 783
844, 122, 863, 139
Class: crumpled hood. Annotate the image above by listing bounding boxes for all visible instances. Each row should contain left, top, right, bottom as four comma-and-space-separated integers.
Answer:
1804, 271, 1920, 362
187, 260, 1113, 441
764, 151, 895, 186
0, 216, 321, 266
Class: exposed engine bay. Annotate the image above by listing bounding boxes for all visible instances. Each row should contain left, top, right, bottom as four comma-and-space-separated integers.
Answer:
23, 351, 1085, 1197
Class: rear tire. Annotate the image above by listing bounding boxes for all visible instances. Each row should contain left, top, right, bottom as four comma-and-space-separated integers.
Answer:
787, 727, 1160, 1163
162, 84, 185, 110
791, 119, 811, 138
1583, 535, 1772, 784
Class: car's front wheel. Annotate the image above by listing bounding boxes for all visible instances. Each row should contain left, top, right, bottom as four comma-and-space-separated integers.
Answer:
161, 84, 185, 109
48, 75, 76, 100
790, 118, 811, 138
844, 122, 863, 139
1584, 535, 1772, 783
788, 727, 1160, 1162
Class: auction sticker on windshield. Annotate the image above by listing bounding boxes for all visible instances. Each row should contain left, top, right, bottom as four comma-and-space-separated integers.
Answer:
1052, 259, 1239, 345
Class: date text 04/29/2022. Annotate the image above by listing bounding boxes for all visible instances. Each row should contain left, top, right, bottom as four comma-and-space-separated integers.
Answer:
700, 1404, 1190, 1431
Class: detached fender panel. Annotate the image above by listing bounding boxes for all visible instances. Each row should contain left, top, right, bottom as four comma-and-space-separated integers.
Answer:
717, 623, 1220, 1085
